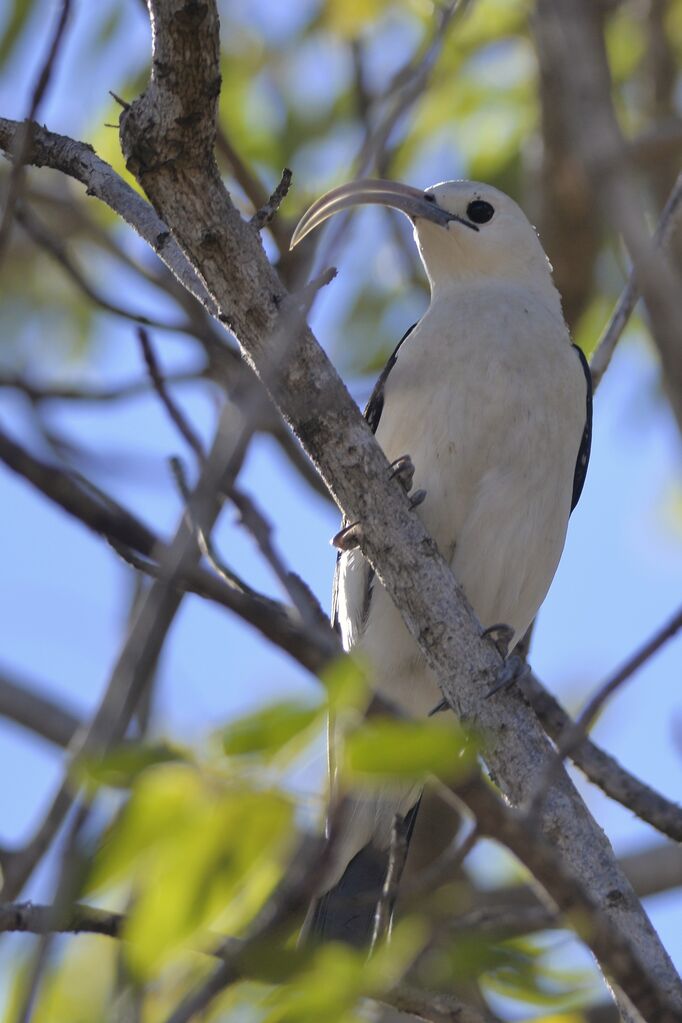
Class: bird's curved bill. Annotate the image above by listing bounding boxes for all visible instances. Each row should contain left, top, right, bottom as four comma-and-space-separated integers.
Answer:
290, 178, 460, 249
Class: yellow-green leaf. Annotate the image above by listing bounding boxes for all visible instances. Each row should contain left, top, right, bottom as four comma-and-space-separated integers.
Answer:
222, 700, 321, 760
344, 716, 476, 783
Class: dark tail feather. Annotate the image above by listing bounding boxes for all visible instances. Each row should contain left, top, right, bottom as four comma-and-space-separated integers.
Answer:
305, 799, 422, 948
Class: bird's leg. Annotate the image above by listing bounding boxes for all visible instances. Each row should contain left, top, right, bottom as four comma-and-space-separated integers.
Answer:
481, 623, 515, 659
389, 454, 415, 492
390, 454, 427, 509
486, 654, 530, 698
481, 623, 530, 697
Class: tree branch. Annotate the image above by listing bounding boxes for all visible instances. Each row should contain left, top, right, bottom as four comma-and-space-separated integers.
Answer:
0, 425, 337, 678
0, 671, 81, 748
521, 672, 682, 843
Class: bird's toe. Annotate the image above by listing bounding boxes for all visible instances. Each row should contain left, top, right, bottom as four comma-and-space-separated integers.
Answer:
485, 653, 530, 698
389, 454, 415, 493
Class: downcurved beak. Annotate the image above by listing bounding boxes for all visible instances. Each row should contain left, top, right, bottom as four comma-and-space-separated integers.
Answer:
290, 178, 477, 249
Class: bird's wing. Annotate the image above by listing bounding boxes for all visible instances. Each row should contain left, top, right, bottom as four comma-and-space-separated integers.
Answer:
330, 323, 418, 633
570, 345, 593, 513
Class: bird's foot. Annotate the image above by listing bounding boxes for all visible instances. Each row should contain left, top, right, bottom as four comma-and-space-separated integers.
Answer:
481, 623, 515, 660
428, 698, 450, 716
389, 454, 427, 508
389, 454, 415, 492
485, 653, 530, 699
332, 520, 363, 551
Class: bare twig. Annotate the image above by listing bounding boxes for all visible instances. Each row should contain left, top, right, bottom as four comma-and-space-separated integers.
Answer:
0, 671, 81, 748
386, 984, 498, 1023
0, 0, 72, 259
0, 405, 254, 899
231, 488, 328, 631
401, 825, 480, 903
370, 813, 411, 952
0, 117, 216, 315
136, 328, 205, 460
591, 171, 682, 388
529, 604, 682, 820
534, 0, 682, 437
0, 368, 206, 404
521, 671, 682, 843
169, 454, 258, 595
0, 901, 124, 939
453, 770, 682, 1023
0, 426, 339, 677
250, 167, 292, 231
15, 204, 191, 333
354, 0, 467, 176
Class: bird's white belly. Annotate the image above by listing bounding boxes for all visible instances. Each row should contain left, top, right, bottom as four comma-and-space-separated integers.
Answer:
330, 293, 586, 869
339, 295, 585, 718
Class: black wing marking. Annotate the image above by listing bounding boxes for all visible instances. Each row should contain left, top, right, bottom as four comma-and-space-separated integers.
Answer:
331, 323, 418, 632
571, 344, 593, 514
364, 322, 417, 434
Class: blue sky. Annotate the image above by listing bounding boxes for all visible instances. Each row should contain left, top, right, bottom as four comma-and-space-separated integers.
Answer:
1, 0, 681, 1013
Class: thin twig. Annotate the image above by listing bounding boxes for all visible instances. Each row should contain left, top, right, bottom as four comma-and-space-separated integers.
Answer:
370, 813, 411, 951
400, 825, 480, 903
231, 488, 328, 631
0, 671, 81, 749
591, 171, 682, 388
137, 328, 206, 460
0, 0, 72, 259
169, 456, 257, 595
528, 604, 682, 821
0, 368, 206, 404
16, 204, 191, 333
250, 168, 292, 231
521, 671, 682, 842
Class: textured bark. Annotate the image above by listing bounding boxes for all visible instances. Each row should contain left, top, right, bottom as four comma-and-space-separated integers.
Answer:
110, 3, 682, 1019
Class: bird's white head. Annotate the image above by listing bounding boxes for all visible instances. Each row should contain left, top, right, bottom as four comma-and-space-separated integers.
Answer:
291, 177, 560, 308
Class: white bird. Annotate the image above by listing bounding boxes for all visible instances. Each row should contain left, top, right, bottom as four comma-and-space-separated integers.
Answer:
291, 179, 592, 945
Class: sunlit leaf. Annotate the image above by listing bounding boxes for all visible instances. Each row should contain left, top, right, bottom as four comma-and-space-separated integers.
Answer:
222, 699, 322, 759
320, 655, 369, 713
260, 918, 425, 1023
27, 936, 117, 1023
344, 716, 476, 783
77, 740, 188, 791
87, 763, 296, 978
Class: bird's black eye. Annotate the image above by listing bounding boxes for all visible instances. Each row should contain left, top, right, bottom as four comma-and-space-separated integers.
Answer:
466, 199, 495, 224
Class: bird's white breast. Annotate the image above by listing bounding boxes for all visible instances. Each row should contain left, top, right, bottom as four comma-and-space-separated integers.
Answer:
338, 281, 586, 719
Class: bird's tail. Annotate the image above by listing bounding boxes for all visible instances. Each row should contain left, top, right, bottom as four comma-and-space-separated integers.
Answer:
304, 800, 422, 948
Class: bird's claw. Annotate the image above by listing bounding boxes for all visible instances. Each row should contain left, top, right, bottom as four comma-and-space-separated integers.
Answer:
481, 622, 515, 660
485, 653, 530, 698
332, 520, 363, 551
389, 454, 415, 493
389, 454, 427, 509
428, 698, 450, 716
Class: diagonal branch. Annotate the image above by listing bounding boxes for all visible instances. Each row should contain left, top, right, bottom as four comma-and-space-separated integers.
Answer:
521, 672, 682, 843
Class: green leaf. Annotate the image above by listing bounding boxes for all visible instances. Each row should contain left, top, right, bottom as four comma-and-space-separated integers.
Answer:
344, 716, 476, 783
260, 918, 426, 1023
86, 763, 295, 978
77, 741, 188, 791
124, 784, 293, 977
320, 655, 369, 713
222, 700, 322, 760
